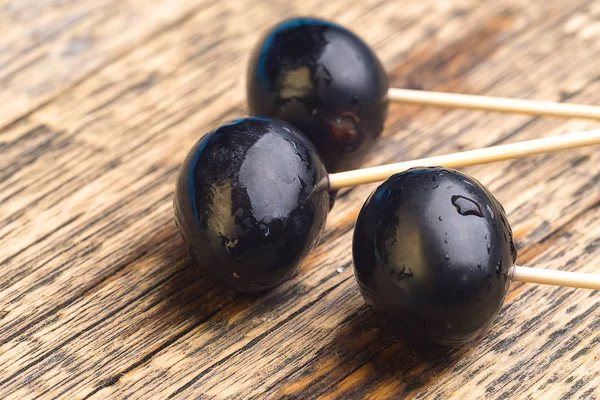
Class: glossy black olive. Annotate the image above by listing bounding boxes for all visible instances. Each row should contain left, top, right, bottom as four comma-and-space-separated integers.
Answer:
247, 17, 389, 172
352, 167, 518, 345
174, 117, 330, 292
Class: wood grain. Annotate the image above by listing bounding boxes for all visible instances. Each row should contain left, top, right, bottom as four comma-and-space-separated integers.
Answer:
2, 0, 600, 398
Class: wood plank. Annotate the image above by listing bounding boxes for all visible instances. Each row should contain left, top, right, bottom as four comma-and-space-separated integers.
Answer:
2, 0, 600, 398
0, 0, 213, 125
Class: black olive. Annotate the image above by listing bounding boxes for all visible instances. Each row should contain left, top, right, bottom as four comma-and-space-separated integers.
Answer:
352, 167, 517, 345
174, 117, 330, 292
328, 190, 338, 211
247, 17, 389, 172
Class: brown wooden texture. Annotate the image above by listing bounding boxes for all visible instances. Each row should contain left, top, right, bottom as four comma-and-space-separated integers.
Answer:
2, 0, 600, 398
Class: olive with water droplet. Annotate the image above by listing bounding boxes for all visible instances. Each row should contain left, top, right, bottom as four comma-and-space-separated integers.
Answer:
174, 117, 329, 291
247, 17, 389, 172
353, 167, 517, 345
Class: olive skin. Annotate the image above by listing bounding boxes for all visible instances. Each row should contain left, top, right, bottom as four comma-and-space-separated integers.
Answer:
352, 167, 517, 345
174, 117, 330, 292
247, 17, 389, 172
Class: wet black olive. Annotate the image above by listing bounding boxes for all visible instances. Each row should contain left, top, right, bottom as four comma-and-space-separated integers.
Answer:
352, 167, 518, 345
247, 17, 389, 172
174, 117, 330, 292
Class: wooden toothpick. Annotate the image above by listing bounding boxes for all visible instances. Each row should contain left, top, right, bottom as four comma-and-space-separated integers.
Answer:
511, 266, 600, 290
388, 88, 600, 120
328, 129, 600, 190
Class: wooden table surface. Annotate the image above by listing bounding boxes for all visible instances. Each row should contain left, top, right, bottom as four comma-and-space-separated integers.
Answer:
2, 0, 600, 398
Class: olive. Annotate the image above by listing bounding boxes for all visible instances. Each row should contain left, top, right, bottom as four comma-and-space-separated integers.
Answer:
352, 167, 518, 345
174, 117, 330, 292
247, 17, 389, 172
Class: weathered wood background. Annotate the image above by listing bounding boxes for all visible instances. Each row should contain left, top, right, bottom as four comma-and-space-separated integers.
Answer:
2, 0, 600, 398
